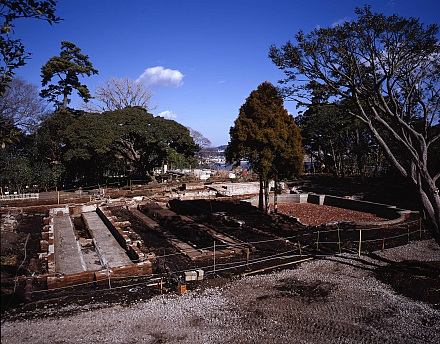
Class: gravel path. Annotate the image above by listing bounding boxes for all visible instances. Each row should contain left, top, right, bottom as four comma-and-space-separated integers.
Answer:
2, 240, 439, 344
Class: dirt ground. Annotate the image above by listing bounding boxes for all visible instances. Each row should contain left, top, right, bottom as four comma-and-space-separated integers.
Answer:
1, 239, 439, 344
1, 177, 440, 343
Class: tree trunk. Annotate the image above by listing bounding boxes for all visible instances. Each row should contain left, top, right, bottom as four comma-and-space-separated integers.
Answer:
364, 119, 440, 245
264, 180, 270, 215
63, 91, 68, 110
274, 176, 278, 214
416, 170, 440, 245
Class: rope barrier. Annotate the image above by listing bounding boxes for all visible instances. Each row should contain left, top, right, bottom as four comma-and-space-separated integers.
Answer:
21, 227, 428, 304
3, 186, 427, 307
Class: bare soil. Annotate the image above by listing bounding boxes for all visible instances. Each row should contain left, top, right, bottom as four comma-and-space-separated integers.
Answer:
1, 177, 439, 343
273, 202, 387, 225
1, 240, 439, 344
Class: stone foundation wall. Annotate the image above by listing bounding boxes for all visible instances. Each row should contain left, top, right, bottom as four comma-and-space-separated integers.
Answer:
243, 193, 412, 226
37, 261, 153, 289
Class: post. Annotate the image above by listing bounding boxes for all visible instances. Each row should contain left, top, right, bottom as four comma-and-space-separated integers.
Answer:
407, 225, 410, 243
57, 190, 60, 205
107, 264, 112, 290
246, 248, 250, 270
358, 229, 362, 258
298, 241, 302, 257
213, 241, 216, 275
316, 231, 320, 251
337, 224, 341, 254
382, 237, 385, 251
419, 217, 422, 239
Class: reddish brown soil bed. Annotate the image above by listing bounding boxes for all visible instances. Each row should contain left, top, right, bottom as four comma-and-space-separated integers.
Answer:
274, 202, 388, 226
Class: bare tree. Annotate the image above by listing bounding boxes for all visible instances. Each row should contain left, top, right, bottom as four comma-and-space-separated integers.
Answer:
1, 77, 46, 133
82, 77, 157, 112
270, 6, 440, 243
187, 127, 212, 149
187, 127, 212, 166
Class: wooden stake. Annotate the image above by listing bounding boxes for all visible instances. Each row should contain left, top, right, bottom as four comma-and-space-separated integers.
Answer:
57, 190, 60, 205
298, 241, 302, 257
358, 229, 362, 258
316, 231, 320, 251
337, 224, 341, 254
382, 237, 385, 251
419, 217, 422, 239
407, 225, 410, 243
246, 248, 250, 270
213, 241, 216, 274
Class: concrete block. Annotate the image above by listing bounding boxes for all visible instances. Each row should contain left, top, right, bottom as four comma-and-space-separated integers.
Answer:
184, 271, 197, 281
196, 269, 204, 281
307, 193, 325, 205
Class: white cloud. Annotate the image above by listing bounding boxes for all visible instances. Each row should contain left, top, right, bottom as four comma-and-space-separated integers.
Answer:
137, 66, 184, 87
332, 17, 350, 28
157, 110, 177, 119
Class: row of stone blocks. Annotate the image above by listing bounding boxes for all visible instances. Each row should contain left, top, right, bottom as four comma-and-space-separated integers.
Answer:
39, 215, 55, 273
35, 205, 155, 290
98, 206, 153, 262
21, 261, 153, 290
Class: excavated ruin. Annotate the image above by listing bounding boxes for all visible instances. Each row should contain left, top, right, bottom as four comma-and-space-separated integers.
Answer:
0, 181, 432, 315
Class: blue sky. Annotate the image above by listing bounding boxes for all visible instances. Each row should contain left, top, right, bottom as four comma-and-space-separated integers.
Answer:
12, 0, 440, 146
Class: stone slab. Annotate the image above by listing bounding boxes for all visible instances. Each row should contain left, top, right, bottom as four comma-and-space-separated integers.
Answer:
53, 213, 86, 275
82, 211, 133, 268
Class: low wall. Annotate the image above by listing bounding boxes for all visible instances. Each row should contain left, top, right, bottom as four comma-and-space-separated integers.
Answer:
1, 193, 39, 201
42, 261, 153, 289
96, 207, 143, 262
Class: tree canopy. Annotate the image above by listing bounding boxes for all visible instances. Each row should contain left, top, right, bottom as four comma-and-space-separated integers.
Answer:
64, 107, 199, 182
40, 41, 98, 109
226, 81, 303, 213
269, 6, 440, 243
0, 0, 61, 95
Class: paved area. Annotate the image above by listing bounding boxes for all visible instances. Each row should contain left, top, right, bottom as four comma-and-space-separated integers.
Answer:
53, 212, 86, 274
82, 212, 133, 268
